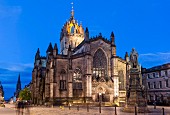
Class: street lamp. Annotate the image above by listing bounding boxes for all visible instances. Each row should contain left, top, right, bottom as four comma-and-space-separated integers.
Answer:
99, 93, 102, 113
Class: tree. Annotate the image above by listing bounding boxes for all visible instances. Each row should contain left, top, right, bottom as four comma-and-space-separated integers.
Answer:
19, 88, 31, 100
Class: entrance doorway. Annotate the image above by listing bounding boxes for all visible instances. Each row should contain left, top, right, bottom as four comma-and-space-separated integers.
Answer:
97, 92, 105, 102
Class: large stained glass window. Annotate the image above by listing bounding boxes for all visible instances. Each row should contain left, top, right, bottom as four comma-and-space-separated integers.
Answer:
93, 49, 107, 81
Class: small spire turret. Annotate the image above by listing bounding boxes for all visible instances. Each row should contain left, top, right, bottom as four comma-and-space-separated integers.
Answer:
53, 43, 58, 56
110, 32, 116, 56
110, 32, 115, 45
46, 42, 53, 53
35, 48, 40, 61
85, 27, 89, 41
125, 52, 129, 62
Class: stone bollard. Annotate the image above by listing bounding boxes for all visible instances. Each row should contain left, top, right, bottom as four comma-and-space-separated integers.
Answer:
99, 102, 101, 113
115, 105, 117, 115
162, 108, 165, 115
135, 106, 137, 115
69, 104, 71, 110
87, 103, 89, 112
77, 105, 79, 111
154, 100, 156, 109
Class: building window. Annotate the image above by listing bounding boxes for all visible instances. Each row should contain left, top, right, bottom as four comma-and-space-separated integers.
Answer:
73, 68, 82, 97
161, 71, 165, 77
159, 71, 161, 77
93, 49, 107, 81
153, 73, 155, 78
59, 69, 67, 90
165, 70, 168, 77
60, 80, 66, 90
73, 82, 82, 89
159, 81, 162, 88
118, 70, 125, 90
147, 74, 150, 79
148, 82, 150, 89
150, 95, 154, 101
156, 72, 159, 78
166, 80, 169, 87
153, 82, 156, 89
71, 26, 75, 34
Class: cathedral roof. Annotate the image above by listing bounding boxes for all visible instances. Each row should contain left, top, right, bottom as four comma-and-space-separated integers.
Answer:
73, 33, 111, 53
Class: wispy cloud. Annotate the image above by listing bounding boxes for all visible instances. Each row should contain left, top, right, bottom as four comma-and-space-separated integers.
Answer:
0, 5, 22, 20
0, 62, 33, 72
139, 52, 170, 68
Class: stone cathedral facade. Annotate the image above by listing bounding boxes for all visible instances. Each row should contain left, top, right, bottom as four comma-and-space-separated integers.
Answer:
31, 9, 131, 106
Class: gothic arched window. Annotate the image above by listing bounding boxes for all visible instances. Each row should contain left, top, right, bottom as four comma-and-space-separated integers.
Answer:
60, 69, 67, 90
118, 70, 125, 90
73, 68, 82, 89
93, 49, 107, 80
71, 26, 74, 34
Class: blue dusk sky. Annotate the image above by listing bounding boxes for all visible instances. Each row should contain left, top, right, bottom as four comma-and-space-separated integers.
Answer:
0, 0, 170, 99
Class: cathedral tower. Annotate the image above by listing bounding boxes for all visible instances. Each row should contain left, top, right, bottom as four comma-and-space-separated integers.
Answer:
60, 4, 84, 55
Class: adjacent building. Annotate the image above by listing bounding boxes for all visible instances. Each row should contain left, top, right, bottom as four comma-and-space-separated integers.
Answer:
142, 63, 170, 105
31, 8, 132, 106
0, 81, 4, 101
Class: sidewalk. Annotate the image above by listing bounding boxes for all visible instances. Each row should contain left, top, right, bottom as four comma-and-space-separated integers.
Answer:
5, 104, 170, 115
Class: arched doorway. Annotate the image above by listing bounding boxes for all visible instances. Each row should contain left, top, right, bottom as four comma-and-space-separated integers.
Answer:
96, 87, 106, 102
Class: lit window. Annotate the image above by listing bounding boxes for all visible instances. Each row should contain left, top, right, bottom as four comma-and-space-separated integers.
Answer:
93, 49, 107, 81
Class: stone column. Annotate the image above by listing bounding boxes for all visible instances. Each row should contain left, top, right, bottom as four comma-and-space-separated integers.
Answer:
68, 71, 73, 97
85, 74, 92, 97
49, 68, 54, 105
113, 58, 119, 97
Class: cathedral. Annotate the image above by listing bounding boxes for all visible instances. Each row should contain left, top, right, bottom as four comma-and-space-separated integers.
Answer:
31, 8, 131, 106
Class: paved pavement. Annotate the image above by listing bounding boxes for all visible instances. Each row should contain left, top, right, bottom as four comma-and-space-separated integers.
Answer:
2, 104, 170, 115
0, 105, 16, 115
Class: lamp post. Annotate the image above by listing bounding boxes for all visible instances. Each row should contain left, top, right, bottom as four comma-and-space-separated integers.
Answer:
99, 93, 102, 113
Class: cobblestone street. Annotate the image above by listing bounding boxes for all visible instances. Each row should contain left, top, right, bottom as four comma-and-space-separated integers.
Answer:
3, 104, 170, 115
